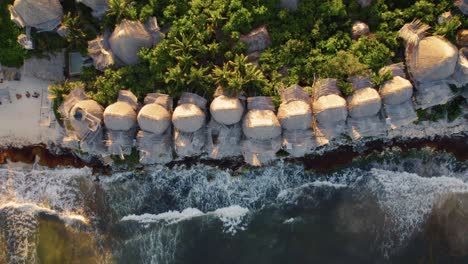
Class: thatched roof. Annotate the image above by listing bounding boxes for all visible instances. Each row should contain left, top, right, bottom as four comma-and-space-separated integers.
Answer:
109, 19, 153, 65
138, 103, 171, 135
239, 26, 271, 53
10, 0, 63, 31
356, 0, 373, 7
206, 119, 242, 159
348, 115, 386, 140
88, 35, 115, 71
313, 94, 347, 124
178, 92, 207, 110
76, 0, 108, 18
210, 95, 244, 125
243, 109, 281, 140
282, 129, 315, 157
280, 84, 309, 103
352, 21, 370, 39
415, 80, 457, 109
278, 101, 312, 131
144, 93, 173, 110
313, 78, 341, 98
246, 96, 275, 111
379, 76, 413, 105
117, 90, 138, 110
174, 128, 206, 157
383, 100, 417, 129
348, 75, 374, 91
457, 29, 468, 47
137, 129, 173, 164
69, 99, 104, 138
408, 36, 458, 82
347, 88, 381, 118
103, 101, 137, 131
453, 47, 468, 87
241, 136, 282, 166
172, 103, 205, 133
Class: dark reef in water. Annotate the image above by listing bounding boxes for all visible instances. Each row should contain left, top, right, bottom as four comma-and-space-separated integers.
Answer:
0, 135, 467, 173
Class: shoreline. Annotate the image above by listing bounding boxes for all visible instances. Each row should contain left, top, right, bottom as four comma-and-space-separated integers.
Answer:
1, 133, 466, 174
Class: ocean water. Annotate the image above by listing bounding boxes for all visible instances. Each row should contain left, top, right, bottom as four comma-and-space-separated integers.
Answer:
1, 148, 468, 264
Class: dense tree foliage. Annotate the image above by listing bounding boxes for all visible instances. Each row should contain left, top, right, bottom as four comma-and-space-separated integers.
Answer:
1, 0, 467, 108
0, 0, 29, 67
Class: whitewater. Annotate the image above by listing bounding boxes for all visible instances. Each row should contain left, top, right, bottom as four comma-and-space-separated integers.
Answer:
0, 149, 467, 263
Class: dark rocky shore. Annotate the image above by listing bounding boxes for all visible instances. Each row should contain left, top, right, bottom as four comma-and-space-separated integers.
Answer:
1, 134, 467, 173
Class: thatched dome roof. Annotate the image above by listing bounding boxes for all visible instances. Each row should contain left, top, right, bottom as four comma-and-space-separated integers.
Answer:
352, 21, 370, 39
10, 0, 63, 31
313, 94, 347, 124
103, 102, 137, 131
172, 103, 205, 133
109, 19, 153, 65
409, 36, 458, 82
379, 76, 413, 105
76, 0, 108, 18
347, 88, 382, 118
210, 96, 244, 125
70, 99, 104, 138
138, 104, 171, 135
277, 101, 312, 130
88, 35, 115, 71
243, 109, 281, 140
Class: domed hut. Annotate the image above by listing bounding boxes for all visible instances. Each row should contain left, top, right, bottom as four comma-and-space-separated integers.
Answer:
399, 21, 459, 109
347, 86, 386, 140
59, 86, 105, 154
351, 21, 370, 39
89, 17, 163, 70
109, 19, 162, 65
103, 90, 138, 157
206, 89, 245, 159
76, 0, 108, 18
311, 79, 347, 146
241, 96, 282, 166
379, 76, 417, 129
277, 85, 315, 157
9, 0, 63, 31
137, 93, 173, 164
172, 93, 207, 158
87, 34, 115, 71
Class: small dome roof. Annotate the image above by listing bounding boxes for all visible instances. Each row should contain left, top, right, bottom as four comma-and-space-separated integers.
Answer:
210, 96, 244, 125
172, 103, 205, 133
347, 88, 382, 118
138, 104, 171, 134
109, 19, 153, 65
313, 94, 347, 124
243, 109, 281, 140
277, 100, 312, 130
103, 102, 137, 131
380, 76, 413, 105
409, 36, 458, 82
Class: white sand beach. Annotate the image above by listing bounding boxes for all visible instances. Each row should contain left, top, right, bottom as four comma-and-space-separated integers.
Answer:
0, 76, 63, 148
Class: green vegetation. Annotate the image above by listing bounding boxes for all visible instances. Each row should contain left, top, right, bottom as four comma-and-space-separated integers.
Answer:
416, 97, 465, 123
1, 0, 467, 110
0, 0, 29, 67
110, 148, 141, 169
48, 81, 81, 121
